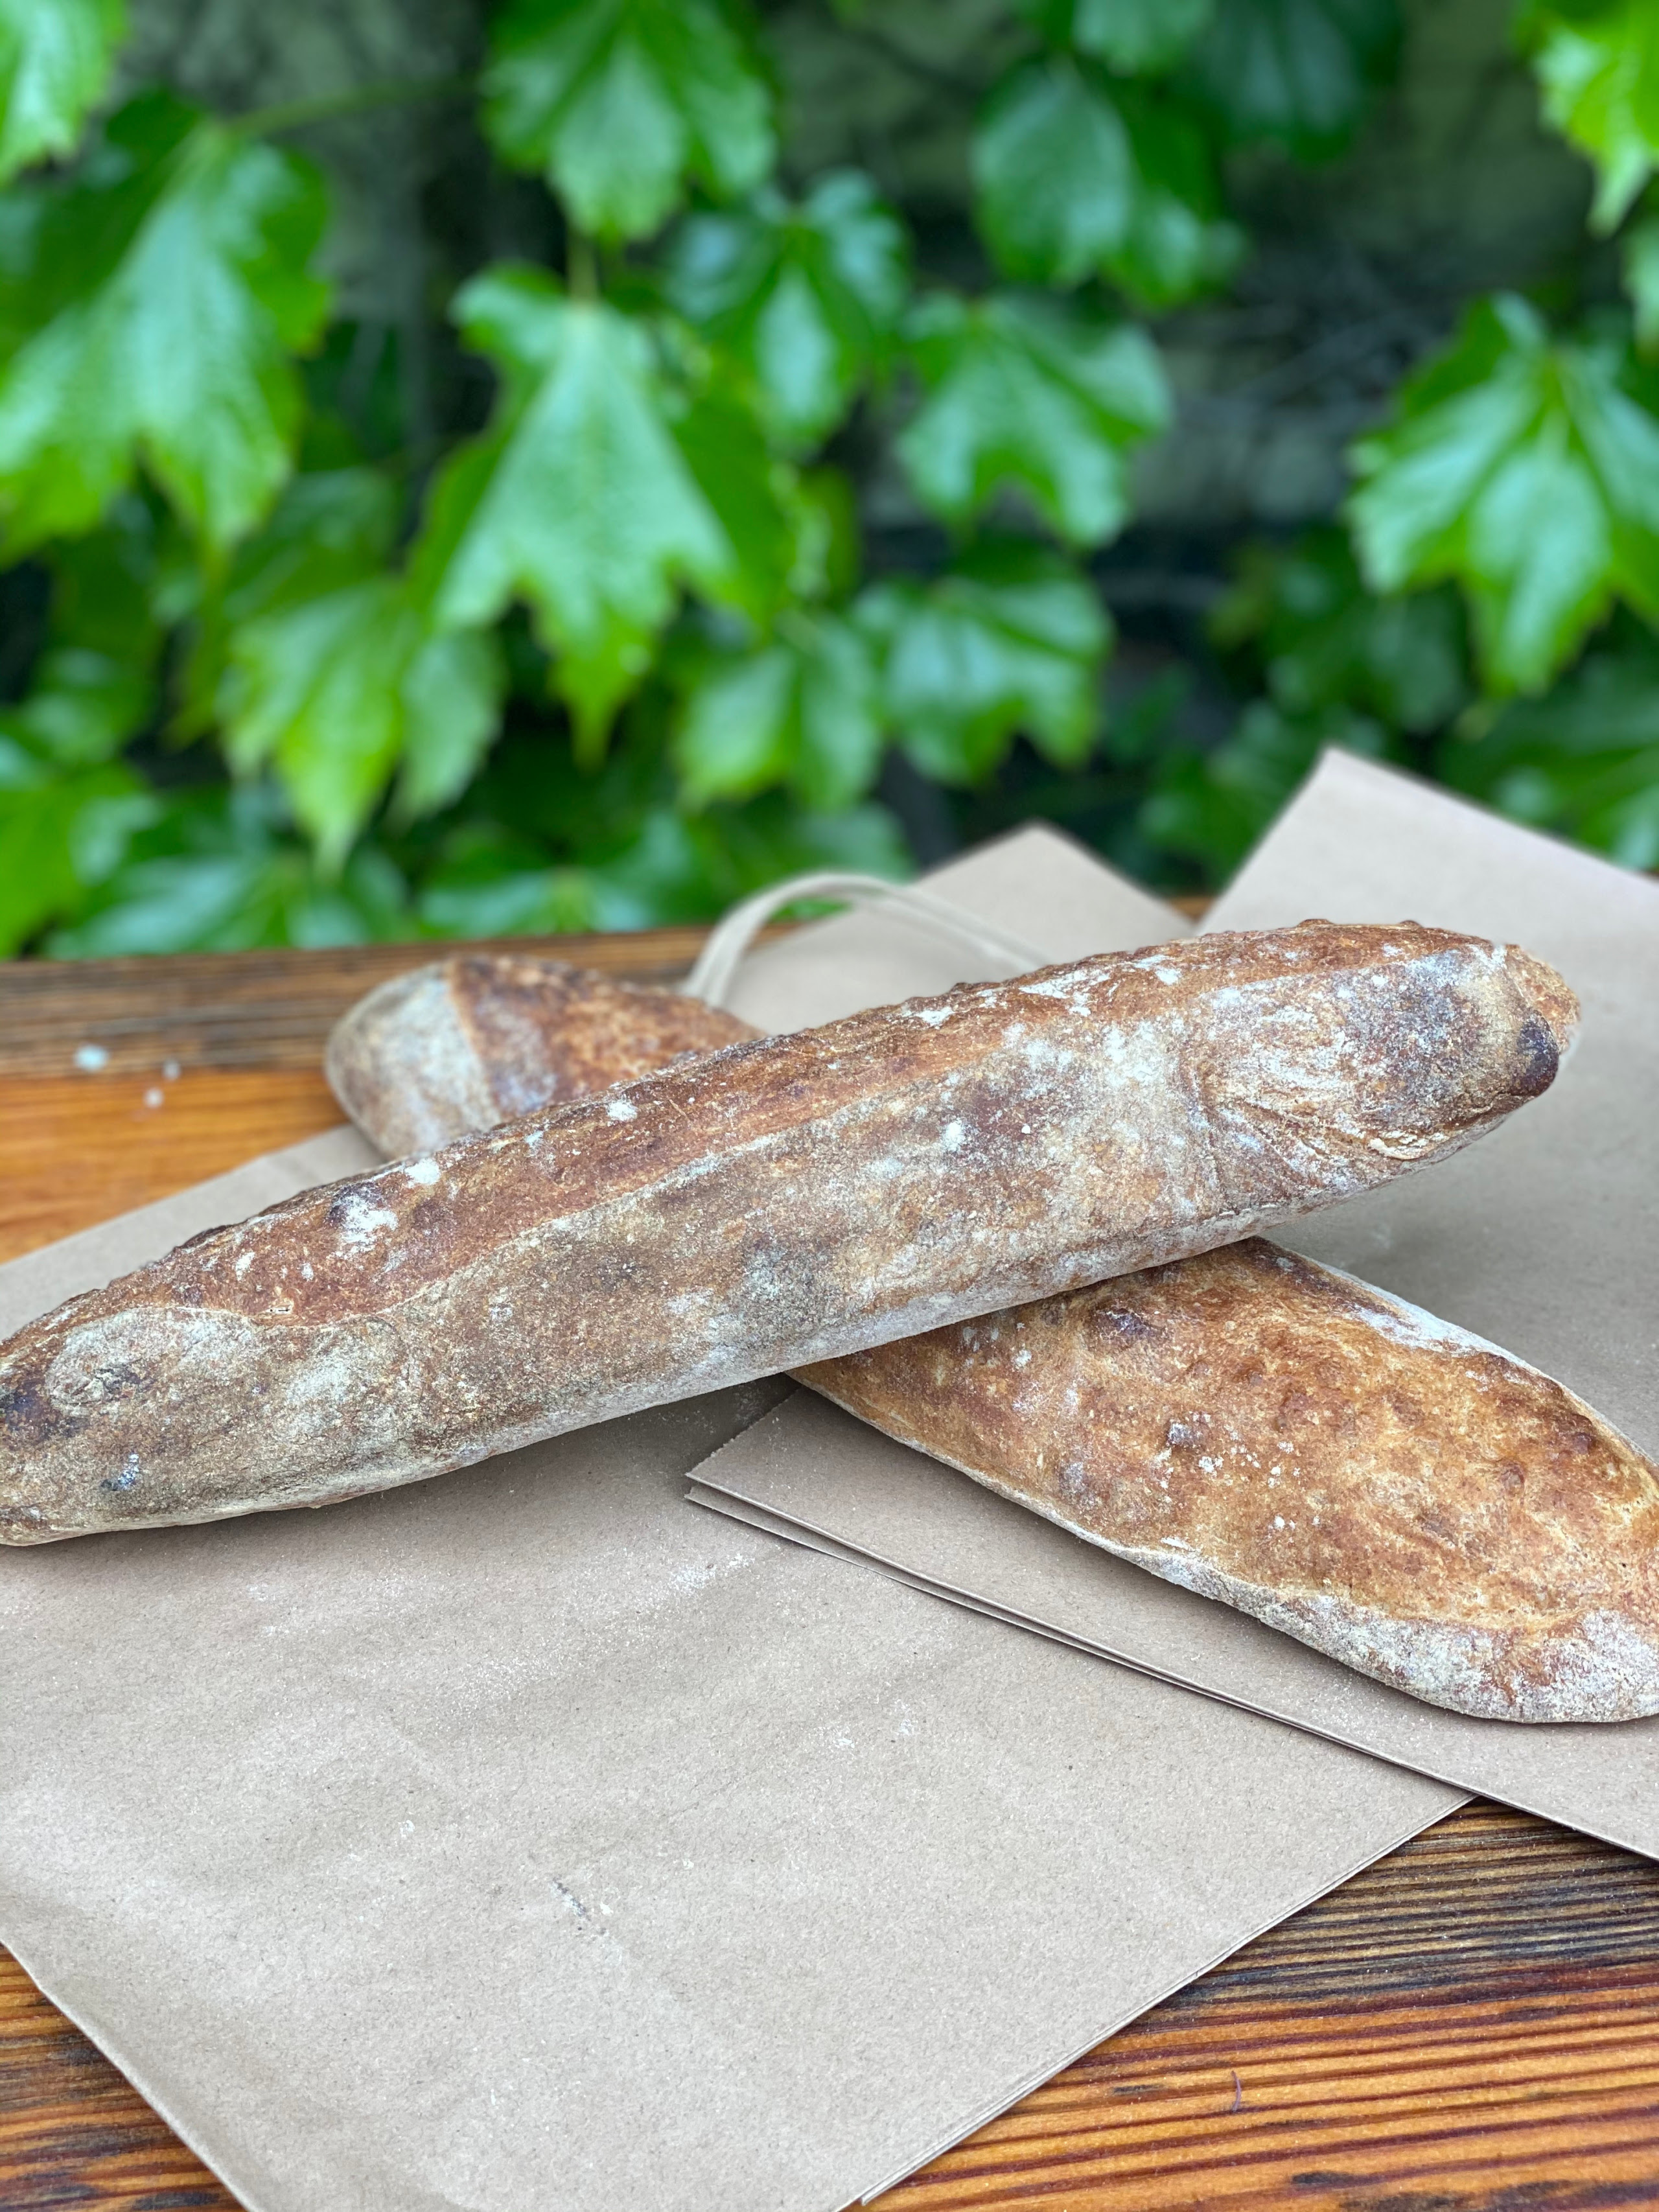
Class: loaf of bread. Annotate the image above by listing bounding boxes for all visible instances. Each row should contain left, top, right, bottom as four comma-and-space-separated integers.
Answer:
0, 923, 1574, 1541
323, 935, 1648, 1722
327, 955, 756, 1156
799, 1240, 1659, 1723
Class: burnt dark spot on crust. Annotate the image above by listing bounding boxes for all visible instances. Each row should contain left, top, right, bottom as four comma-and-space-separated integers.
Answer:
1509, 1012, 1560, 1099
0, 1375, 69, 1449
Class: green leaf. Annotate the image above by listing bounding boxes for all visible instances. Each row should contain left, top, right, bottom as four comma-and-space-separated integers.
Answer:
178, 465, 401, 732
1526, 0, 1659, 232
48, 781, 413, 954
665, 354, 800, 620
1211, 526, 1469, 733
1347, 294, 1659, 694
215, 466, 400, 620
417, 824, 609, 936
0, 0, 124, 183
666, 170, 909, 448
974, 58, 1240, 305
1185, 0, 1400, 158
0, 644, 150, 762
0, 752, 146, 953
1437, 621, 1659, 868
223, 576, 503, 871
857, 539, 1110, 784
1023, 0, 1214, 76
418, 705, 910, 933
424, 267, 735, 755
43, 495, 162, 667
399, 630, 507, 819
1624, 209, 1659, 353
419, 789, 909, 936
483, 0, 774, 242
898, 290, 1170, 546
415, 769, 911, 933
789, 465, 861, 606
1141, 701, 1397, 881
0, 93, 331, 552
675, 612, 882, 809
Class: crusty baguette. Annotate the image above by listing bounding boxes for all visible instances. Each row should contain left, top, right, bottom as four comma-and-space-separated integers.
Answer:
0, 923, 1574, 1542
798, 1240, 1659, 1723
323, 935, 1647, 1721
327, 956, 756, 1156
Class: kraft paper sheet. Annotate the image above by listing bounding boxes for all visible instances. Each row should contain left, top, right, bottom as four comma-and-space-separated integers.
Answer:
0, 823, 1460, 2212
691, 756, 1659, 1861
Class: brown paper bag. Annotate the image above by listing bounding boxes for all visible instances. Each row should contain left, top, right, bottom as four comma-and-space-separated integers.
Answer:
690, 757, 1659, 1861
0, 824, 1459, 2212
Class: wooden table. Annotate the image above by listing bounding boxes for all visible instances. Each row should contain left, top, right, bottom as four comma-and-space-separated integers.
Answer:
3, 933, 1658, 2209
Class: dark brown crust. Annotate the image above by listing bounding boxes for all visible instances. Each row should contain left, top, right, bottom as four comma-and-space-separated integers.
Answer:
0, 922, 1576, 1542
459, 958, 758, 1114
801, 1240, 1659, 1723
325, 957, 757, 1157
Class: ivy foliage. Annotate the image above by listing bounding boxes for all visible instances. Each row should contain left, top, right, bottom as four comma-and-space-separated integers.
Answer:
1522, 0, 1659, 231
1186, 0, 1402, 157
1440, 614, 1659, 867
973, 60, 1241, 305
426, 270, 748, 754
898, 293, 1169, 544
665, 173, 909, 450
1211, 528, 1468, 732
1, 0, 1658, 955
1347, 294, 1659, 693
1022, 0, 1214, 78
1139, 529, 1431, 878
859, 541, 1111, 786
0, 93, 331, 552
0, 0, 124, 183
483, 0, 775, 240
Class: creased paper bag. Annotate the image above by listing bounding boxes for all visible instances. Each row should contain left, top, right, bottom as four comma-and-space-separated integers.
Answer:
0, 823, 1459, 2212
691, 758, 1659, 1863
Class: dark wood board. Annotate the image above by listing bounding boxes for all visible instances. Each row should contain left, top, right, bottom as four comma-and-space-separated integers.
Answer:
0, 927, 721, 1075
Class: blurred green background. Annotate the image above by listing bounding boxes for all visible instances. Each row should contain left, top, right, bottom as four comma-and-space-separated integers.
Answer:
2, 0, 1658, 955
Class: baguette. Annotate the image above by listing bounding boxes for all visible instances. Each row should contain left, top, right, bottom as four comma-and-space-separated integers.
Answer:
327, 956, 756, 1156
0, 923, 1573, 1541
325, 937, 1647, 1722
798, 1242, 1659, 1723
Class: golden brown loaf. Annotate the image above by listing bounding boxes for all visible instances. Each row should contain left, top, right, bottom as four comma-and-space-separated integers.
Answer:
800, 1239, 1659, 1723
0, 922, 1575, 1541
326, 955, 757, 1156
327, 931, 1638, 1722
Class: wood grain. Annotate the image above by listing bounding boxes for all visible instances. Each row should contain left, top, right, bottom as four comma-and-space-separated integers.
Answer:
0, 1070, 345, 1259
0, 898, 1211, 1077
0, 928, 718, 1075
6, 1804, 1659, 2211
3, 935, 1656, 2211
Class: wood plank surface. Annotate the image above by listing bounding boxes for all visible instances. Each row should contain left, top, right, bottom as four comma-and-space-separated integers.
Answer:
2, 937, 1656, 2210
0, 927, 718, 1075
6, 1804, 1659, 2211
0, 898, 1210, 1077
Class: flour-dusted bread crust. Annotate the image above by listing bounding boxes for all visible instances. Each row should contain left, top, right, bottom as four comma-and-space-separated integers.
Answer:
801, 1239, 1658, 1723
326, 956, 758, 1156
1, 922, 1575, 1541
